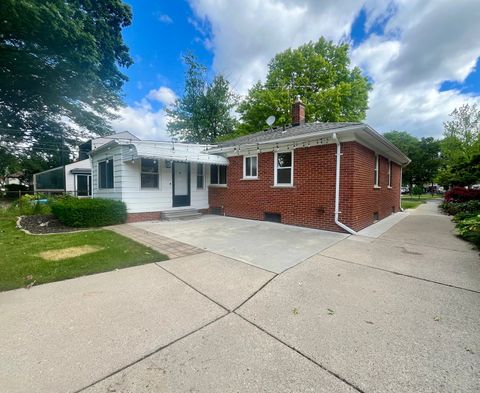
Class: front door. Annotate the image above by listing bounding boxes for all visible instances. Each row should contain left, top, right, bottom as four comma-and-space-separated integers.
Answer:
172, 162, 191, 207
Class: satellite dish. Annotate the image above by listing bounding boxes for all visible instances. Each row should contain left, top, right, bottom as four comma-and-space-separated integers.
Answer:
266, 115, 276, 127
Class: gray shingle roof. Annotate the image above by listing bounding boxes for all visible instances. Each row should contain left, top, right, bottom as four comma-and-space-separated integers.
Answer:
217, 122, 363, 147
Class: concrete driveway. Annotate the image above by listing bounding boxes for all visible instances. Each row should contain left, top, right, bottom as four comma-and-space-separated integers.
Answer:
1, 201, 479, 392
131, 215, 348, 273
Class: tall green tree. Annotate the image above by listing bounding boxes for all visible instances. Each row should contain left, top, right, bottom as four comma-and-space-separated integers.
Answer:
236, 38, 371, 134
0, 0, 133, 175
437, 103, 480, 186
383, 131, 440, 191
166, 54, 238, 143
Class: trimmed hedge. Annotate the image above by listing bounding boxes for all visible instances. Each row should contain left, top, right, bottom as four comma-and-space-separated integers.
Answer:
51, 197, 127, 227
444, 187, 480, 203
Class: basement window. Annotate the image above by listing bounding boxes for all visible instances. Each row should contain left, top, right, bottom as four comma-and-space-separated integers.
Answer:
264, 212, 281, 223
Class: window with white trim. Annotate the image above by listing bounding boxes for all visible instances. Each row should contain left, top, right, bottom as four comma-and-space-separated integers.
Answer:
243, 155, 258, 178
210, 164, 227, 185
388, 160, 392, 187
196, 164, 204, 189
98, 157, 114, 189
275, 151, 293, 185
141, 158, 159, 188
374, 154, 379, 187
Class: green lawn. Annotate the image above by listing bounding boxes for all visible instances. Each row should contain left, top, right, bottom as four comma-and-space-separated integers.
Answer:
0, 215, 167, 291
401, 193, 441, 210
401, 199, 424, 209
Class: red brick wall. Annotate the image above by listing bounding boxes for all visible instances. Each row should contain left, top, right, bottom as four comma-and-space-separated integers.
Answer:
208, 142, 401, 232
126, 211, 162, 223
346, 143, 401, 231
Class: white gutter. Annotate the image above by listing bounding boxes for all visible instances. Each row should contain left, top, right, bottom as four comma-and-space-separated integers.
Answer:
332, 132, 357, 235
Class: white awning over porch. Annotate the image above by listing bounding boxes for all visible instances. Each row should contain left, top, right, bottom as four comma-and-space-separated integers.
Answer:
124, 141, 229, 166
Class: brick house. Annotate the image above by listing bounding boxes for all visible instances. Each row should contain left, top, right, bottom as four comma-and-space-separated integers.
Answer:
87, 97, 409, 233
206, 97, 410, 233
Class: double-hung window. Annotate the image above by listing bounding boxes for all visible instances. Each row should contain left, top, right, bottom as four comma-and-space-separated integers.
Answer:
98, 157, 114, 189
141, 158, 159, 188
388, 160, 392, 187
374, 154, 380, 187
197, 164, 204, 189
275, 151, 293, 186
243, 155, 258, 179
210, 164, 227, 185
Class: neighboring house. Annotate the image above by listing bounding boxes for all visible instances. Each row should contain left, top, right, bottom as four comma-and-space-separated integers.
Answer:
33, 132, 138, 196
89, 97, 410, 233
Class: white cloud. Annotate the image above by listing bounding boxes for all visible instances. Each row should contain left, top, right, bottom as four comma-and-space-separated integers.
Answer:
189, 0, 364, 93
146, 86, 177, 106
352, 0, 480, 136
188, 0, 480, 138
111, 87, 175, 141
158, 14, 173, 24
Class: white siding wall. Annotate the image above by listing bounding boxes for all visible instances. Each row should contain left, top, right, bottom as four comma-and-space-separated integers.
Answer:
64, 159, 90, 193
121, 159, 210, 213
91, 148, 123, 201
92, 145, 211, 212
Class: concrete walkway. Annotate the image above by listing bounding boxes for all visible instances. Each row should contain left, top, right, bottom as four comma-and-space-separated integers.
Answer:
1, 202, 479, 393
109, 224, 204, 259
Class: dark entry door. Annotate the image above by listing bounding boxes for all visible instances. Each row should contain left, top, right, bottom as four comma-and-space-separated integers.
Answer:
172, 162, 191, 207
77, 174, 91, 196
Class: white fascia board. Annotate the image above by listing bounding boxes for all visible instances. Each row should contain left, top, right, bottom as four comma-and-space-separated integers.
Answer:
208, 125, 365, 155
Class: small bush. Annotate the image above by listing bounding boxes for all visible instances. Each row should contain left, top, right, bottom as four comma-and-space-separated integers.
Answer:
455, 214, 480, 248
444, 187, 480, 203
440, 200, 480, 216
412, 185, 424, 198
51, 198, 127, 227
8, 194, 51, 216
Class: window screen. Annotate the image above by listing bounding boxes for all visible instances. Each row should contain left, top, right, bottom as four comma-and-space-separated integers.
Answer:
141, 158, 159, 188
99, 158, 114, 189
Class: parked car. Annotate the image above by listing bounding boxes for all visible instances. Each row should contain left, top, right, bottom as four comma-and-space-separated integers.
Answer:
401, 187, 410, 195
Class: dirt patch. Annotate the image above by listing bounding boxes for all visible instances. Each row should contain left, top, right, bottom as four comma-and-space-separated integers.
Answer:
19, 215, 85, 234
39, 245, 104, 261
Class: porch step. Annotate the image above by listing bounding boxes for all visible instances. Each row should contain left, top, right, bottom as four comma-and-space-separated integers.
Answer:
161, 208, 202, 221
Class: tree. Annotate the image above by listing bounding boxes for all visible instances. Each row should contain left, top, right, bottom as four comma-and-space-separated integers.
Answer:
166, 54, 238, 143
236, 38, 371, 134
383, 131, 440, 192
0, 0, 133, 175
437, 103, 480, 187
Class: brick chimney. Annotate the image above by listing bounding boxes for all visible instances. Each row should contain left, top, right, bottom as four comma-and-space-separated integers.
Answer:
291, 95, 305, 126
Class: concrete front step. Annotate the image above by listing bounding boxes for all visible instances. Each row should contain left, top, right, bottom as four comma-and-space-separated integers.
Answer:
161, 209, 202, 221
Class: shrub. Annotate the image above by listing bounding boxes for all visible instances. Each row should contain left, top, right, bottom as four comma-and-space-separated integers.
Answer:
444, 187, 480, 203
412, 185, 424, 198
455, 214, 480, 248
51, 198, 127, 227
440, 200, 480, 216
9, 194, 51, 216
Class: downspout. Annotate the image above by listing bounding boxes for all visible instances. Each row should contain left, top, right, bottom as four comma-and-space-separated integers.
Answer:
399, 166, 404, 212
332, 133, 357, 235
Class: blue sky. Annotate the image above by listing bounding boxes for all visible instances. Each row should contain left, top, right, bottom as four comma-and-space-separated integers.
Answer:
113, 0, 480, 140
